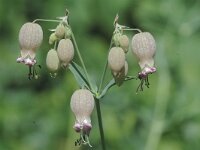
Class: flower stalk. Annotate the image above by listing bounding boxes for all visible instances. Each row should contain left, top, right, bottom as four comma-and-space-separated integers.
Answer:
95, 98, 106, 150
33, 19, 61, 23
98, 41, 113, 93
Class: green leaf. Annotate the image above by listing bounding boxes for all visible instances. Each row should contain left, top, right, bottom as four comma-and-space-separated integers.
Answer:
98, 79, 116, 99
69, 62, 90, 89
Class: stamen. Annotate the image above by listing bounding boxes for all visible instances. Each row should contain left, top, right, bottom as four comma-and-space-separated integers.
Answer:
75, 138, 81, 146
140, 79, 144, 91
85, 135, 92, 147
74, 129, 93, 147
33, 64, 41, 79
136, 79, 142, 93
28, 66, 33, 80
145, 75, 150, 88
50, 72, 57, 78
80, 133, 87, 143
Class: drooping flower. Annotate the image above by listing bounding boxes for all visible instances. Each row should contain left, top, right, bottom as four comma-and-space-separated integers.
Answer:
17, 22, 43, 79
108, 47, 125, 72
108, 47, 127, 86
131, 32, 156, 91
17, 22, 43, 66
57, 39, 74, 68
46, 49, 60, 77
70, 89, 95, 147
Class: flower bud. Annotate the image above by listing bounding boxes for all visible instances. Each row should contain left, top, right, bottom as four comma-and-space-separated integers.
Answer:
55, 24, 65, 38
119, 35, 129, 53
65, 27, 72, 38
112, 60, 128, 86
46, 49, 60, 72
49, 33, 58, 45
57, 39, 74, 67
131, 32, 156, 69
108, 47, 125, 72
19, 22, 43, 51
70, 89, 94, 133
112, 33, 121, 46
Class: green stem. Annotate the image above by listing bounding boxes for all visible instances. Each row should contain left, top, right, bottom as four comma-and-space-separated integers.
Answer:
123, 28, 142, 33
71, 32, 92, 90
98, 76, 136, 99
98, 41, 113, 93
98, 61, 108, 92
95, 98, 106, 150
33, 19, 60, 23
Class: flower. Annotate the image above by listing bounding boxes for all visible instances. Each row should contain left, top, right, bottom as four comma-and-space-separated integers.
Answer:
57, 39, 74, 68
46, 49, 60, 74
108, 47, 125, 72
108, 46, 127, 86
70, 89, 95, 147
131, 32, 156, 91
17, 22, 43, 66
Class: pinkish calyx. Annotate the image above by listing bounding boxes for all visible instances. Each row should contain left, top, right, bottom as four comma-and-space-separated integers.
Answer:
136, 65, 156, 93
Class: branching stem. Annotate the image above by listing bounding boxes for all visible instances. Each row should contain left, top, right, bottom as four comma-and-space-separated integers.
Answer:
98, 41, 113, 93
95, 98, 106, 150
123, 28, 142, 33
33, 19, 60, 23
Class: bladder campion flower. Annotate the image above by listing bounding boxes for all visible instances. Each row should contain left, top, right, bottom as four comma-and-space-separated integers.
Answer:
17, 22, 43, 79
57, 39, 74, 68
70, 89, 95, 147
108, 46, 127, 86
131, 32, 156, 91
17, 22, 43, 66
108, 47, 125, 72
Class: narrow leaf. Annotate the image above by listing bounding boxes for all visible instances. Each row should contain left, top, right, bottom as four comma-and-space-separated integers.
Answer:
98, 79, 116, 99
69, 62, 89, 89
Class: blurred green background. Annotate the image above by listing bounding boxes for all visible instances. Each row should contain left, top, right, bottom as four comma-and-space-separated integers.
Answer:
1, 0, 200, 150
